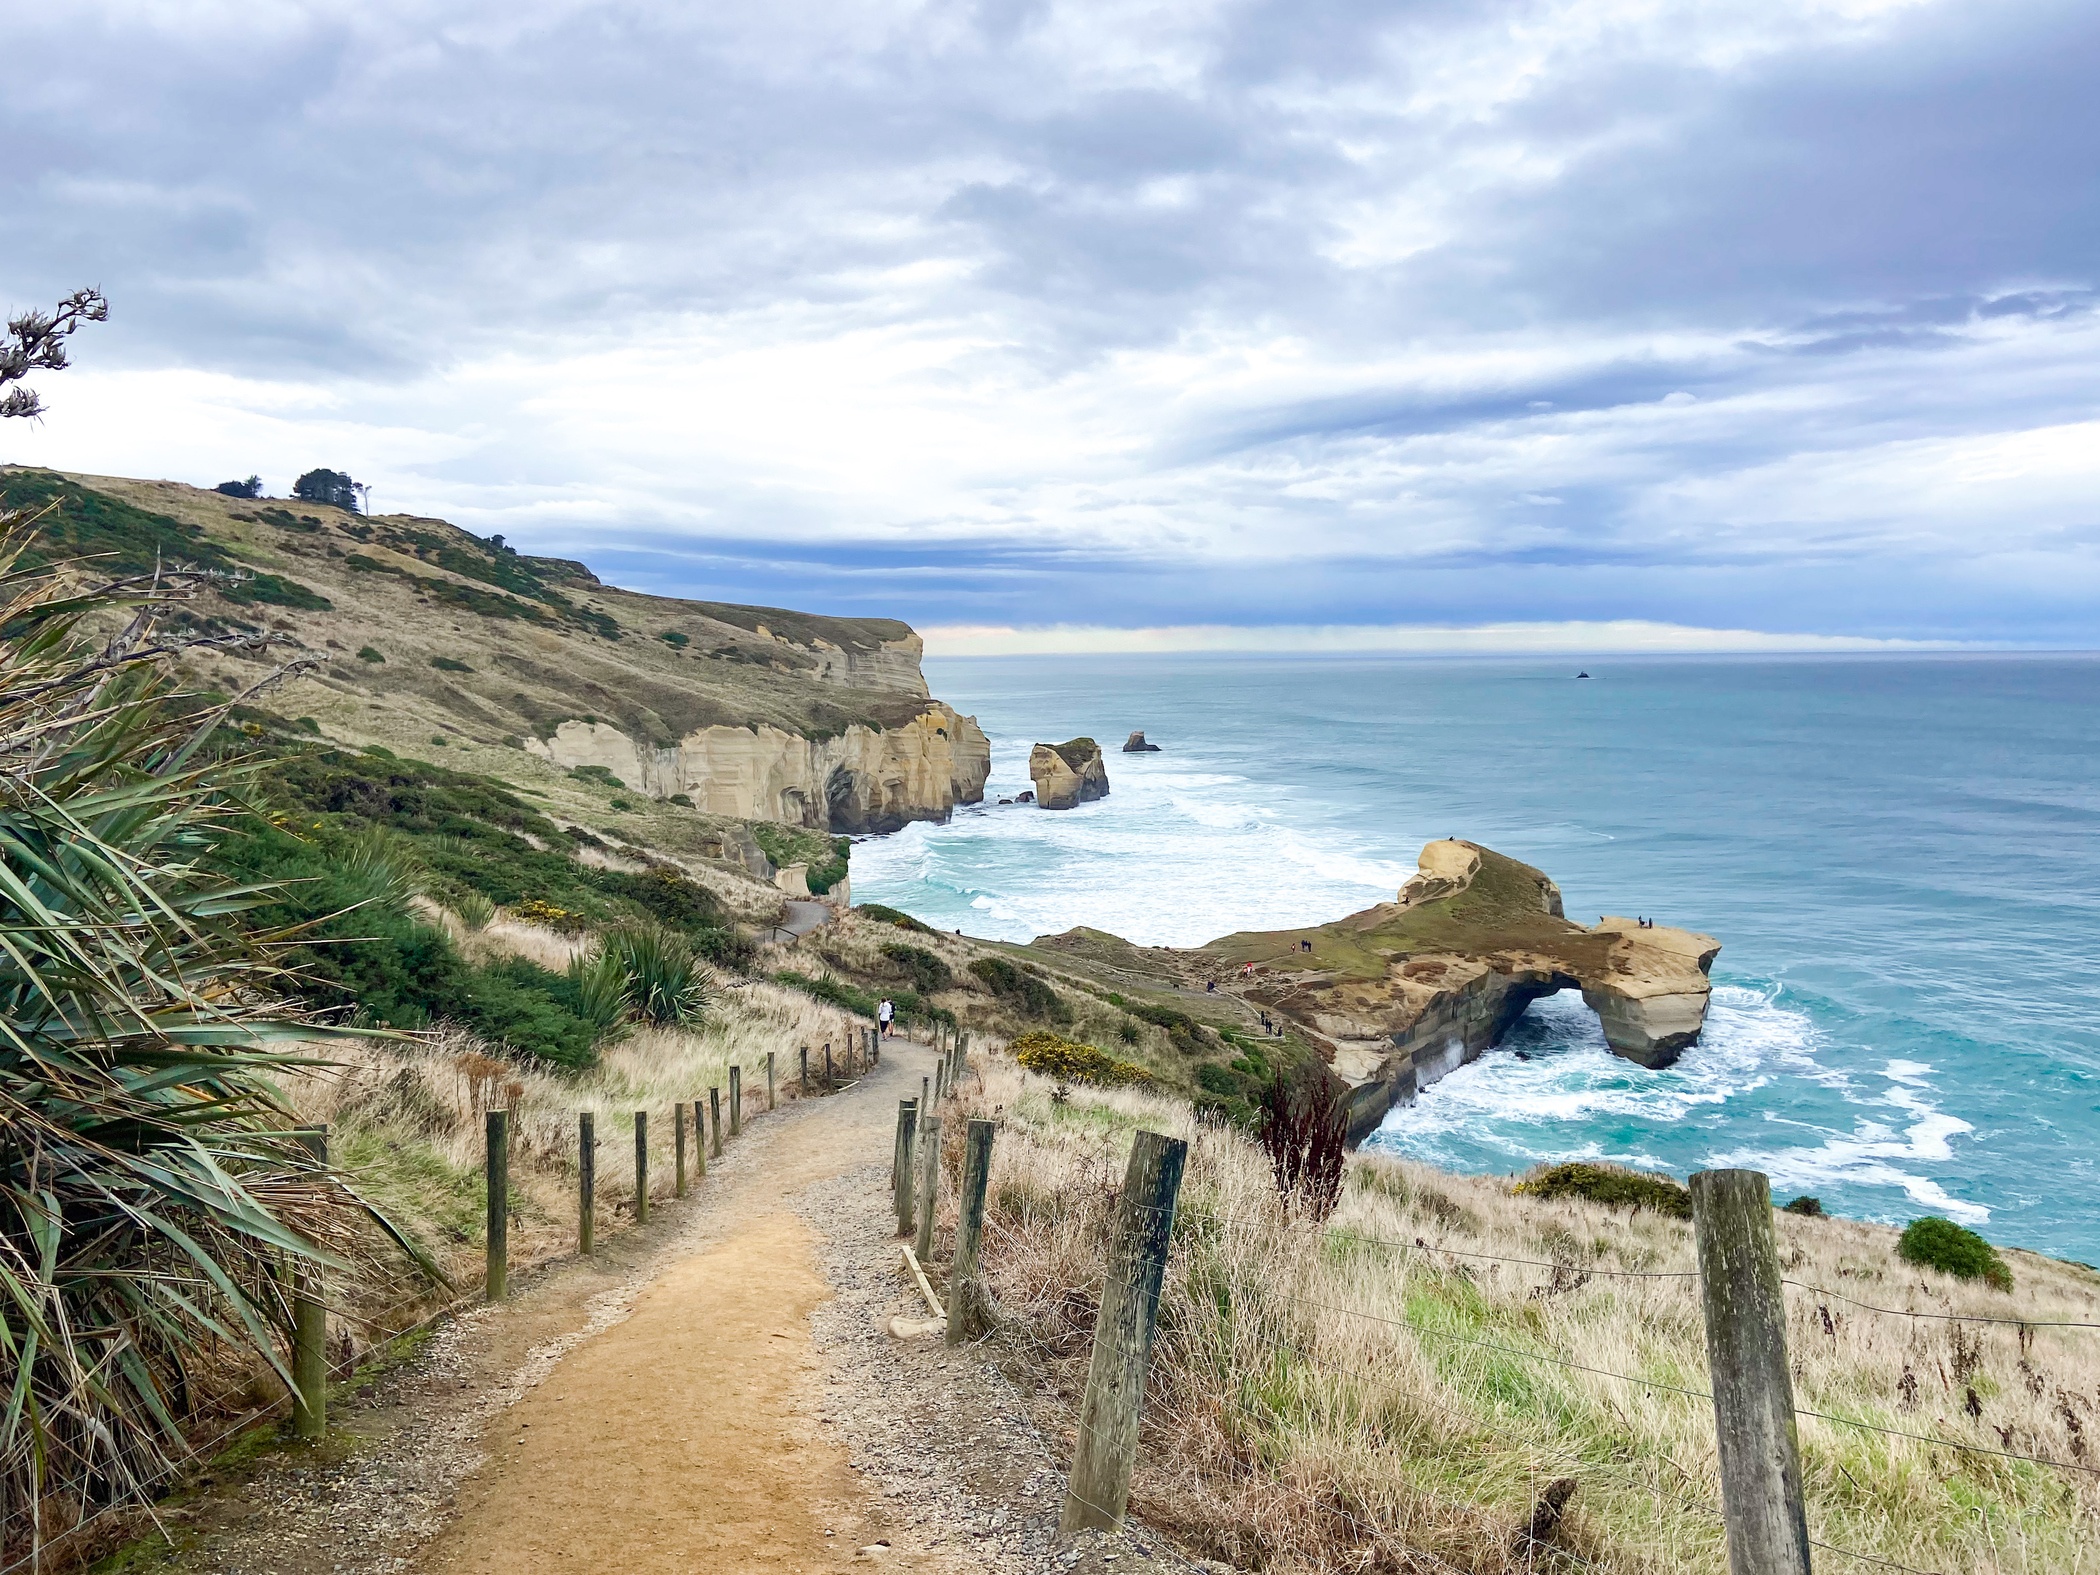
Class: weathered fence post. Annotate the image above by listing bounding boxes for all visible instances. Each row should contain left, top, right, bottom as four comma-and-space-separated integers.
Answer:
730, 1065, 742, 1136
674, 1103, 687, 1198
919, 1076, 930, 1131
709, 1087, 722, 1158
824, 1044, 834, 1087
893, 1100, 919, 1235
946, 1118, 997, 1345
579, 1112, 596, 1254
767, 1050, 777, 1111
692, 1099, 706, 1179
292, 1125, 329, 1439
1691, 1169, 1813, 1575
800, 1045, 810, 1094
935, 1059, 947, 1103
485, 1109, 510, 1302
914, 1116, 942, 1263
634, 1111, 650, 1224
1059, 1128, 1189, 1534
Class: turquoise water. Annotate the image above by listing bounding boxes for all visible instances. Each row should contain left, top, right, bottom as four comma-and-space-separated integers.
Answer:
854, 654, 2100, 1262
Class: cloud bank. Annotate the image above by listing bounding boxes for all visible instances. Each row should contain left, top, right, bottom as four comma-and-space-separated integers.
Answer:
2, 0, 2096, 644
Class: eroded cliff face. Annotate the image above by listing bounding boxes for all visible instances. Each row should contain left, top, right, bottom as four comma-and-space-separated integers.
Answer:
1204, 840, 1719, 1141
1028, 738, 1110, 809
525, 704, 990, 834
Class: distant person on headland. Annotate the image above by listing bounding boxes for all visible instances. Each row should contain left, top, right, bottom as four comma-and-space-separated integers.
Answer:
878, 997, 895, 1037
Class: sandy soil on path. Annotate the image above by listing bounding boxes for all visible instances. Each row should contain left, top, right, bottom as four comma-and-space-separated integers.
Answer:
420, 1212, 863, 1575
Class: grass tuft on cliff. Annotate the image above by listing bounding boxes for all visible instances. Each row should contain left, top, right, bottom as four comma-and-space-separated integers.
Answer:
1513, 1161, 1693, 1220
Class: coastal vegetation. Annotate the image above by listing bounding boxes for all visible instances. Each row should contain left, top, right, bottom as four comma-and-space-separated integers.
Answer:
1901, 1215, 2015, 1292
949, 1059, 2100, 1575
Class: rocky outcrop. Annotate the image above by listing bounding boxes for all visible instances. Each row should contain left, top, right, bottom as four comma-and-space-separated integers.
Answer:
526, 704, 990, 834
1122, 731, 1161, 753
1202, 840, 1719, 1142
1029, 738, 1110, 810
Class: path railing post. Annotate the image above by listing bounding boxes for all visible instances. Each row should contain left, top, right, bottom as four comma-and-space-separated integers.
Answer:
634, 1111, 650, 1224
485, 1109, 510, 1302
291, 1125, 329, 1439
893, 1100, 919, 1236
1691, 1169, 1813, 1575
919, 1076, 930, 1132
692, 1099, 706, 1178
800, 1045, 809, 1095
914, 1116, 942, 1263
709, 1087, 722, 1158
946, 1118, 997, 1345
579, 1112, 596, 1254
767, 1050, 777, 1111
824, 1044, 834, 1088
730, 1065, 742, 1136
674, 1103, 687, 1198
1059, 1128, 1188, 1534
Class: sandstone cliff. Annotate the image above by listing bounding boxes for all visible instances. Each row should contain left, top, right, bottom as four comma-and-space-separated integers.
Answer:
0, 468, 989, 836
1029, 738, 1110, 809
1200, 840, 1719, 1141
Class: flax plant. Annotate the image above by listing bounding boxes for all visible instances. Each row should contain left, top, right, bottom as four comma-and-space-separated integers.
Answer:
0, 524, 404, 1558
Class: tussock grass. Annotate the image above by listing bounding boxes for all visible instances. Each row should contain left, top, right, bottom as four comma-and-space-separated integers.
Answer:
953, 1059, 2100, 1574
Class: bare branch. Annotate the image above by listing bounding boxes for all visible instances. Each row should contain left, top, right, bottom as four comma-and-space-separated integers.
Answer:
0, 287, 110, 420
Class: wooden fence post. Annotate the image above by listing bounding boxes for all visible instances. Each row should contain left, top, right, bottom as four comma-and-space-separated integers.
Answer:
579, 1112, 596, 1254
893, 1100, 919, 1236
730, 1066, 742, 1136
919, 1076, 930, 1131
914, 1116, 942, 1263
692, 1100, 706, 1179
1691, 1170, 1813, 1575
674, 1103, 687, 1198
709, 1087, 722, 1158
946, 1118, 997, 1345
767, 1050, 777, 1111
824, 1044, 834, 1087
1059, 1128, 1189, 1534
935, 1060, 946, 1103
800, 1045, 809, 1094
634, 1111, 650, 1224
291, 1125, 328, 1439
485, 1109, 509, 1303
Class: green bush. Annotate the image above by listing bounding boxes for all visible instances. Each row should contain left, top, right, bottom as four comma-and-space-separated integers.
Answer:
881, 942, 951, 995
658, 631, 689, 648
571, 764, 626, 789
775, 969, 876, 1019
1899, 1217, 2012, 1292
968, 956, 1071, 1022
858, 901, 933, 932
1514, 1162, 1692, 1220
600, 924, 716, 1026
1783, 1195, 1825, 1217
358, 645, 385, 663
431, 655, 473, 673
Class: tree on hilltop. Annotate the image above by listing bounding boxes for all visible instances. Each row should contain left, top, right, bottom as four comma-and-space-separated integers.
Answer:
215, 475, 264, 498
293, 467, 361, 511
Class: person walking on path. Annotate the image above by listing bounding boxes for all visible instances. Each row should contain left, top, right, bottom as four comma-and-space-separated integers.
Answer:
877, 996, 895, 1038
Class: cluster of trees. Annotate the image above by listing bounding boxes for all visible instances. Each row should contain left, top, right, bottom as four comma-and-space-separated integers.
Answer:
212, 468, 366, 510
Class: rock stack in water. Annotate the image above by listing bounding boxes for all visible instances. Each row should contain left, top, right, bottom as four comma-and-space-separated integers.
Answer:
1122, 730, 1161, 752
1028, 738, 1110, 809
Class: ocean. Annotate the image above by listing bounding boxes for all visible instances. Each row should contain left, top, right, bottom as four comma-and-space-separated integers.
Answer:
853, 654, 2100, 1263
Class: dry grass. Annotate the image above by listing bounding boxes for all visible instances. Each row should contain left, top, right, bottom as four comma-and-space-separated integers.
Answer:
277, 973, 868, 1345
945, 1058, 2100, 1575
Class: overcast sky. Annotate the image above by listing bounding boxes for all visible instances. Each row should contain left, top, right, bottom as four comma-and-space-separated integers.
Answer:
4, 0, 2096, 648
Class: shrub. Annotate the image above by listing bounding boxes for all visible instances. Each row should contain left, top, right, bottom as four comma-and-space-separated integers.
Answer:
1783, 1195, 1826, 1217
565, 949, 630, 1035
357, 645, 385, 662
610, 797, 633, 811
512, 897, 589, 933
215, 475, 263, 498
601, 923, 716, 1026
293, 466, 361, 510
750, 823, 850, 894
431, 655, 473, 673
571, 764, 626, 789
1899, 1217, 2012, 1292
882, 942, 952, 994
1259, 1065, 1347, 1219
658, 630, 689, 648
1010, 1030, 1152, 1086
454, 888, 496, 931
969, 956, 1071, 1022
858, 902, 932, 933
668, 792, 693, 807
594, 866, 726, 929
775, 969, 876, 1019
1514, 1162, 1692, 1220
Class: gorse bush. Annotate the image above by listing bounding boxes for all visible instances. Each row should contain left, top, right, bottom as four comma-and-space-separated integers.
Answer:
1009, 1030, 1153, 1086
881, 941, 951, 994
1514, 1162, 1693, 1220
1900, 1216, 2013, 1292
857, 902, 933, 932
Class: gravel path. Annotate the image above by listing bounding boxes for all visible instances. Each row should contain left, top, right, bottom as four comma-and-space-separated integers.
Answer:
80, 1037, 1200, 1575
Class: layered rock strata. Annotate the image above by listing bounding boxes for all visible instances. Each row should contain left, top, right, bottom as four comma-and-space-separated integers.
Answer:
526, 706, 990, 834
1204, 840, 1719, 1142
1028, 738, 1110, 809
